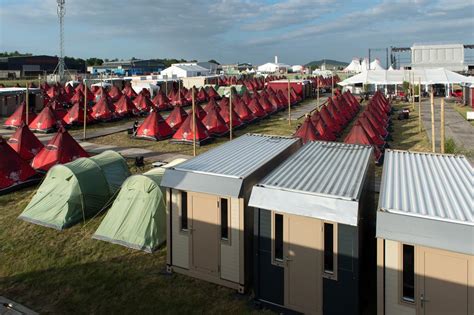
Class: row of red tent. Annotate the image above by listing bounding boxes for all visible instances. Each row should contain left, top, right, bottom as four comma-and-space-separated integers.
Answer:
306, 75, 341, 89
218, 76, 284, 91
135, 86, 303, 144
344, 91, 392, 163
294, 90, 361, 143
1, 125, 89, 194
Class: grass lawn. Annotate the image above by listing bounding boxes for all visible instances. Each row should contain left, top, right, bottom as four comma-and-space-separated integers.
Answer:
452, 104, 474, 126
0, 99, 430, 314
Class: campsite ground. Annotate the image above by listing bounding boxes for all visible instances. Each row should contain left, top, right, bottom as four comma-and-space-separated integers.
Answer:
0, 99, 432, 314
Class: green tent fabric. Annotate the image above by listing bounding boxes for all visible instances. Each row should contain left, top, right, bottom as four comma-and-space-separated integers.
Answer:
93, 158, 187, 252
217, 85, 247, 97
18, 150, 130, 230
90, 150, 131, 194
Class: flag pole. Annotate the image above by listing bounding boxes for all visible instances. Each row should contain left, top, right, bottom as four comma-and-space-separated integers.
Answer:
192, 86, 196, 157
25, 84, 29, 125
229, 87, 233, 141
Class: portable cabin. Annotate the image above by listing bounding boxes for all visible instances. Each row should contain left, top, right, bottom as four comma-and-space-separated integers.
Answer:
161, 134, 301, 293
376, 150, 473, 315
249, 141, 375, 315
266, 79, 312, 99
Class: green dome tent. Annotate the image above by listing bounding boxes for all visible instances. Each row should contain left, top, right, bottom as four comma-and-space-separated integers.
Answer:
19, 151, 130, 230
93, 158, 187, 253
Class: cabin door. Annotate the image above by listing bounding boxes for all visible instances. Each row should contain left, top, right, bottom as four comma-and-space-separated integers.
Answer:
284, 214, 323, 315
417, 247, 471, 315
189, 192, 219, 276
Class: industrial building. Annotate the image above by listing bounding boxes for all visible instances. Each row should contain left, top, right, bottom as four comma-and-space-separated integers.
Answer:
0, 55, 85, 79
87, 59, 165, 76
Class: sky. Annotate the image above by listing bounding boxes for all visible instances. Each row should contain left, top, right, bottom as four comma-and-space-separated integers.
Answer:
0, 0, 473, 65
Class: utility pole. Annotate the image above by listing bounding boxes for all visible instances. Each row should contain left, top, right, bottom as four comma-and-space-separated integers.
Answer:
57, 0, 66, 82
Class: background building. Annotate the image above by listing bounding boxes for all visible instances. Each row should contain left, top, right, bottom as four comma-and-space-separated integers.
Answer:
160, 63, 210, 78
411, 43, 467, 72
0, 55, 85, 78
87, 59, 165, 76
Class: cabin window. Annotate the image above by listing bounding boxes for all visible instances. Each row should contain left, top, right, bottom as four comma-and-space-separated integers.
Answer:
180, 191, 188, 231
274, 213, 284, 262
323, 222, 338, 280
402, 244, 415, 303
220, 198, 229, 241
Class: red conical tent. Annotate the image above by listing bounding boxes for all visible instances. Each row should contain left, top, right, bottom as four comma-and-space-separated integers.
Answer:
207, 86, 220, 99
233, 97, 255, 123
165, 106, 188, 130
29, 106, 61, 133
122, 86, 138, 98
319, 106, 341, 135
94, 87, 110, 98
218, 97, 229, 109
31, 128, 89, 172
202, 104, 229, 136
188, 104, 207, 120
3, 102, 37, 129
358, 116, 385, 147
294, 116, 320, 144
133, 94, 153, 113
197, 87, 209, 102
333, 96, 353, 122
217, 102, 243, 128
109, 86, 123, 102
344, 122, 382, 161
7, 124, 44, 160
327, 98, 347, 127
48, 99, 68, 120
258, 95, 276, 114
171, 112, 212, 145
311, 112, 336, 141
0, 136, 38, 192
69, 90, 94, 104
113, 95, 138, 117
276, 90, 289, 107
135, 110, 174, 141
363, 111, 388, 138
204, 98, 220, 114
241, 90, 252, 105
91, 97, 116, 121
152, 90, 171, 111
63, 103, 94, 125
247, 97, 267, 118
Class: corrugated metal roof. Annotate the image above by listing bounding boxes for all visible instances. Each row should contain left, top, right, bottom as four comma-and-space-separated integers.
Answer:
379, 150, 473, 225
259, 141, 373, 200
173, 134, 299, 179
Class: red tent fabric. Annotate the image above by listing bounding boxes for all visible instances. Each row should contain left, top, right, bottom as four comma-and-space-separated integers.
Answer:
171, 112, 212, 145
165, 106, 188, 130
109, 86, 123, 102
152, 90, 171, 111
113, 95, 138, 117
294, 116, 319, 144
47, 99, 68, 120
218, 97, 229, 109
202, 104, 229, 136
91, 97, 116, 121
123, 86, 138, 98
363, 111, 388, 138
197, 87, 209, 103
7, 124, 44, 160
333, 96, 353, 122
207, 86, 220, 99
4, 102, 37, 129
187, 104, 207, 120
241, 90, 252, 105
344, 122, 382, 161
311, 112, 336, 141
204, 98, 220, 114
29, 106, 61, 133
327, 98, 347, 127
63, 103, 94, 125
319, 106, 340, 135
258, 95, 276, 114
276, 90, 289, 107
247, 97, 267, 118
133, 94, 153, 113
0, 136, 38, 191
233, 97, 255, 123
135, 110, 173, 141
358, 116, 385, 147
218, 102, 243, 128
31, 128, 89, 172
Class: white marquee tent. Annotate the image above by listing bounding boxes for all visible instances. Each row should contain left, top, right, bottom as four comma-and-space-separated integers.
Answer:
343, 58, 362, 73
370, 59, 385, 70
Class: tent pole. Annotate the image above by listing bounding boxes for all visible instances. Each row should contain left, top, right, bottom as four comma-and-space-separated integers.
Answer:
287, 78, 291, 126
331, 73, 334, 97
440, 98, 445, 153
83, 79, 87, 140
412, 72, 415, 111
430, 86, 435, 153
229, 87, 233, 141
25, 84, 29, 125
418, 77, 422, 133
192, 86, 196, 157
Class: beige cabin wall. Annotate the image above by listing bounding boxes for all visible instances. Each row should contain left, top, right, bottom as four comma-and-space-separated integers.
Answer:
384, 240, 415, 315
171, 189, 189, 269
220, 197, 241, 283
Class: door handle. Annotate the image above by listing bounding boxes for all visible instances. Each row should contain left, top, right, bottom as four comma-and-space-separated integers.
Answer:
285, 256, 293, 262
420, 294, 429, 308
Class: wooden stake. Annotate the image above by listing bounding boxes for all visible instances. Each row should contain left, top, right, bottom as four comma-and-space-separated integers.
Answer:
178, 80, 181, 97
418, 77, 422, 133
25, 84, 29, 125
331, 74, 334, 97
411, 72, 415, 111
229, 88, 233, 141
287, 78, 291, 126
440, 98, 445, 153
83, 80, 87, 140
430, 86, 435, 153
192, 86, 196, 157
316, 78, 320, 108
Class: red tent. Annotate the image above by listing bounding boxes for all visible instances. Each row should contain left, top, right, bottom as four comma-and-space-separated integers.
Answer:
91, 97, 116, 121
29, 106, 62, 133
152, 90, 171, 111
333, 96, 353, 122
276, 90, 289, 107
0, 136, 38, 193
202, 104, 229, 136
3, 102, 37, 129
258, 95, 276, 114
94, 87, 111, 98
363, 111, 388, 138
311, 112, 336, 141
218, 97, 229, 109
187, 104, 207, 120
358, 116, 385, 147
294, 116, 320, 144
70, 90, 94, 104
233, 97, 255, 123
344, 122, 382, 161
7, 124, 44, 160
171, 112, 212, 145
241, 90, 252, 105
319, 106, 341, 135
31, 128, 89, 172
165, 106, 188, 130
63, 103, 94, 125
204, 98, 220, 114
135, 110, 174, 141
197, 87, 209, 102
207, 86, 220, 99
113, 95, 138, 117
218, 102, 243, 128
247, 97, 267, 118
109, 86, 123, 102
123, 86, 138, 98
47, 99, 68, 120
133, 94, 153, 113
327, 98, 347, 127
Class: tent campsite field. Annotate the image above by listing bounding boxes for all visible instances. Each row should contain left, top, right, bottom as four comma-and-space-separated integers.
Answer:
0, 100, 433, 313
